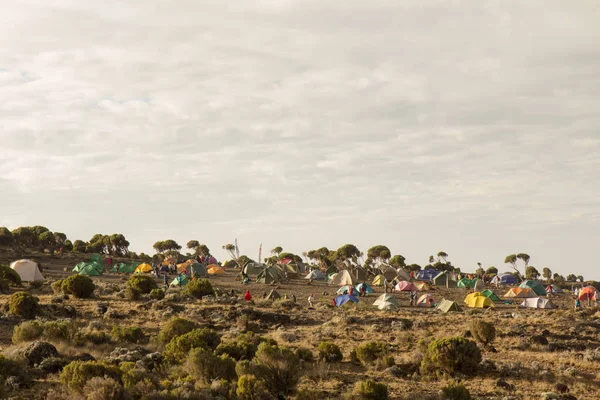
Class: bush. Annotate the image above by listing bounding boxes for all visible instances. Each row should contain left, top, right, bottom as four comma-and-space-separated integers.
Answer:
164, 328, 221, 362
82, 377, 131, 400
12, 320, 44, 343
149, 288, 164, 300
126, 275, 157, 294
124, 286, 141, 301
295, 347, 314, 362
215, 340, 258, 361
355, 342, 389, 364
440, 381, 471, 400
235, 360, 252, 377
0, 265, 22, 286
30, 280, 44, 290
0, 355, 25, 379
469, 320, 496, 345
111, 326, 145, 344
421, 337, 482, 376
356, 379, 389, 400
51, 279, 64, 294
61, 275, 95, 298
8, 291, 39, 318
236, 374, 274, 400
60, 361, 123, 392
186, 347, 237, 383
184, 279, 214, 299
43, 320, 73, 341
0, 277, 9, 294
317, 342, 343, 363
158, 317, 199, 344
295, 389, 320, 400
253, 342, 300, 396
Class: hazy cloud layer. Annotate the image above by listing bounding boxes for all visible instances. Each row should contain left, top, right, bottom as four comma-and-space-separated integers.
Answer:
1, 1, 599, 277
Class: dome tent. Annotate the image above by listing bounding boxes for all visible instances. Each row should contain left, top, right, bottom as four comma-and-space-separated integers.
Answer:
10, 260, 44, 282
373, 293, 400, 310
519, 280, 547, 296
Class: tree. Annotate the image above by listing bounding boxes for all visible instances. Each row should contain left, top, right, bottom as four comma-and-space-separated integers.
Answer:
485, 266, 498, 276
186, 240, 200, 251
270, 246, 283, 257
0, 227, 14, 246
63, 240, 73, 252
405, 264, 421, 272
109, 234, 130, 256
566, 274, 577, 282
437, 251, 448, 263
516, 253, 530, 268
553, 273, 565, 283
238, 255, 255, 267
389, 255, 406, 268
335, 244, 361, 266
11, 227, 34, 247
154, 240, 181, 254
197, 244, 210, 257
38, 231, 56, 252
475, 267, 485, 277
367, 245, 391, 265
54, 232, 67, 245
577, 275, 584, 282
525, 266, 540, 280
278, 252, 303, 264
428, 255, 435, 264
504, 254, 519, 275
542, 267, 552, 282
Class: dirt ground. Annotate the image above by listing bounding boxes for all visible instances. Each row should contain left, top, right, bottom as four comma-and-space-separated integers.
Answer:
1, 252, 599, 399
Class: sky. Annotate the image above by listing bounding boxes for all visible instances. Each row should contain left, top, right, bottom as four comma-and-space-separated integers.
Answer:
1, 1, 599, 279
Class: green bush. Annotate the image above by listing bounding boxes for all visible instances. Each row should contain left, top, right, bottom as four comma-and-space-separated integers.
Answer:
356, 379, 389, 400
184, 279, 214, 299
469, 319, 496, 345
253, 342, 300, 396
164, 328, 221, 362
111, 326, 145, 344
421, 337, 482, 376
0, 277, 9, 294
295, 347, 314, 362
51, 279, 64, 294
12, 320, 44, 343
82, 377, 130, 400
186, 347, 237, 383
215, 333, 262, 361
126, 275, 157, 294
43, 320, 73, 341
440, 381, 471, 400
317, 342, 343, 363
158, 317, 199, 344
355, 342, 389, 364
0, 265, 22, 286
29, 280, 44, 290
124, 286, 141, 301
0, 355, 25, 379
236, 374, 274, 400
60, 361, 122, 392
235, 360, 252, 377
149, 288, 165, 300
84, 330, 112, 345
8, 291, 39, 318
61, 275, 95, 298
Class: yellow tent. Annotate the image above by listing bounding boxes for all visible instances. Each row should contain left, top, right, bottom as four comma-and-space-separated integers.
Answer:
372, 275, 386, 286
413, 281, 430, 291
135, 263, 154, 274
208, 266, 226, 275
504, 287, 536, 298
464, 292, 495, 308
177, 259, 195, 273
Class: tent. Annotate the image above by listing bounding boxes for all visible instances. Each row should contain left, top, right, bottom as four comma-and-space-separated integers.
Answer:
550, 284, 564, 294
504, 287, 536, 298
413, 281, 430, 291
325, 265, 338, 277
416, 294, 436, 307
170, 275, 189, 287
520, 297, 556, 309
373, 294, 400, 310
396, 268, 411, 281
208, 266, 226, 275
256, 266, 280, 284
135, 263, 154, 274
473, 279, 485, 291
457, 278, 473, 288
337, 285, 356, 295
10, 260, 44, 282
372, 274, 386, 286
416, 269, 438, 281
112, 262, 139, 274
188, 263, 208, 277
334, 294, 359, 307
244, 263, 267, 276
395, 281, 418, 292
305, 270, 325, 281
356, 283, 374, 294
464, 292, 495, 308
350, 266, 369, 282
437, 299, 462, 313
381, 266, 398, 281
433, 271, 457, 288
519, 280, 547, 296
578, 286, 596, 301
481, 289, 501, 302
176, 259, 195, 273
492, 273, 519, 286
265, 290, 281, 300
282, 264, 299, 279
79, 264, 102, 276
329, 270, 354, 286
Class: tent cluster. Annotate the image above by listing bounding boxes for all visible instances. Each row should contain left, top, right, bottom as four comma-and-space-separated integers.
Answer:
73, 254, 105, 276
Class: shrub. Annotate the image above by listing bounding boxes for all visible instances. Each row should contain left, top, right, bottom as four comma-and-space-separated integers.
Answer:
469, 320, 496, 345
82, 377, 130, 400
355, 342, 389, 364
184, 279, 214, 299
0, 355, 24, 379
12, 320, 44, 343
85, 330, 112, 345
0, 277, 9, 294
164, 328, 221, 362
8, 291, 39, 318
236, 360, 252, 377
124, 286, 141, 301
30, 280, 44, 290
253, 342, 300, 396
439, 381, 471, 400
295, 389, 320, 400
236, 374, 274, 400
51, 279, 64, 294
356, 379, 389, 400
126, 275, 157, 294
0, 265, 22, 286
43, 320, 73, 341
61, 275, 95, 298
60, 361, 122, 392
215, 340, 257, 361
158, 317, 199, 344
186, 347, 237, 383
317, 342, 343, 363
421, 337, 482, 376
111, 326, 145, 344
149, 288, 165, 300
295, 347, 314, 362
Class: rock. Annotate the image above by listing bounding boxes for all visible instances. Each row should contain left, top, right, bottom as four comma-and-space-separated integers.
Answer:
5, 376, 23, 390
23, 341, 59, 366
142, 352, 163, 370
39, 357, 69, 373
51, 296, 64, 304
554, 383, 569, 393
95, 303, 108, 315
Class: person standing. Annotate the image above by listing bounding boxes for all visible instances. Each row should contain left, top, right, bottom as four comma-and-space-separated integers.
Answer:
308, 294, 314, 307
384, 278, 389, 293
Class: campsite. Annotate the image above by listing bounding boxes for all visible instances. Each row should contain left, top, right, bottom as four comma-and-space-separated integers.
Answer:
1, 241, 600, 400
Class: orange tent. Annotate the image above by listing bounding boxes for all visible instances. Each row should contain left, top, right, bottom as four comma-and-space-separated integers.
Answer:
208, 266, 226, 275
578, 286, 596, 301
504, 287, 536, 298
177, 259, 194, 273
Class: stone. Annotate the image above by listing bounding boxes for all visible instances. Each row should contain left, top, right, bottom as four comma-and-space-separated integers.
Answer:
23, 341, 58, 366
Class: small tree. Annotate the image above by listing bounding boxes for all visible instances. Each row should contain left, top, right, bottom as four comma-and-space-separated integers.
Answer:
0, 227, 14, 246
437, 251, 449, 263
566, 274, 577, 282
525, 266, 540, 280
485, 266, 498, 275
542, 267, 552, 282
504, 254, 519, 276
577, 275, 584, 283
389, 255, 406, 268
270, 246, 283, 257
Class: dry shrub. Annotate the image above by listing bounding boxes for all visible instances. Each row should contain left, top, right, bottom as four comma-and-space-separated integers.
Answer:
469, 320, 496, 345
317, 342, 343, 363
158, 317, 198, 344
12, 320, 44, 343
164, 328, 221, 362
356, 379, 389, 400
295, 347, 314, 362
186, 348, 237, 383
236, 374, 274, 400
111, 326, 145, 344
125, 275, 157, 294
421, 337, 482, 377
253, 342, 300, 396
61, 275, 95, 298
149, 288, 164, 300
82, 377, 131, 400
439, 381, 471, 400
354, 341, 389, 364
60, 361, 122, 392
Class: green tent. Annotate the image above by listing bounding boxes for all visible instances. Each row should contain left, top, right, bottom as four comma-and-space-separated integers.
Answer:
188, 263, 208, 277
437, 299, 462, 313
265, 289, 281, 300
78, 264, 102, 276
457, 278, 473, 288
433, 271, 457, 288
90, 254, 103, 264
481, 289, 501, 302
243, 262, 266, 276
111, 262, 139, 274
519, 280, 547, 296
256, 266, 280, 284
170, 275, 189, 287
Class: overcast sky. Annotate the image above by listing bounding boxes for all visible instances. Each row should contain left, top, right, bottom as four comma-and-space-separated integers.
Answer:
1, 1, 599, 278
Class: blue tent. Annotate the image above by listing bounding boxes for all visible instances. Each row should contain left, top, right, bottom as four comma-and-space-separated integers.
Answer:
356, 283, 374, 294
416, 269, 438, 281
499, 274, 519, 285
334, 294, 359, 307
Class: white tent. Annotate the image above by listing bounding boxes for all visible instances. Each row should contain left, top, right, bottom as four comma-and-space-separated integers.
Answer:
10, 259, 44, 282
373, 293, 400, 310
305, 270, 325, 280
416, 293, 436, 307
396, 268, 410, 281
520, 297, 556, 309
329, 269, 354, 286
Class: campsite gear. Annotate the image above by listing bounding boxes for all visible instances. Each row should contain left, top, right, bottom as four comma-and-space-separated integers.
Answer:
78, 264, 102, 276
550, 284, 563, 293
337, 285, 355, 295
520, 297, 556, 309
437, 299, 462, 313
395, 281, 418, 292
244, 262, 267, 276
519, 280, 547, 296
188, 263, 208, 278
10, 260, 44, 282
135, 263, 154, 274
329, 270, 354, 286
244, 290, 252, 301
464, 292, 495, 308
416, 294, 436, 307
504, 288, 536, 298
575, 299, 581, 309
481, 289, 501, 302
334, 294, 359, 307
373, 293, 400, 310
